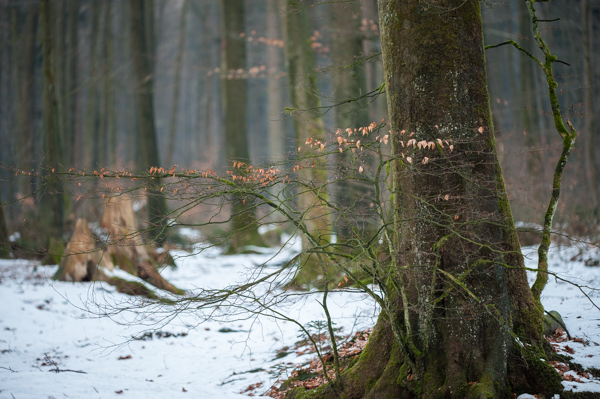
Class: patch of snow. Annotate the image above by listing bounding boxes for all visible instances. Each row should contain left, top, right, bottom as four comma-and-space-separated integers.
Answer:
257, 224, 279, 235
0, 240, 376, 398
177, 227, 203, 242
517, 394, 537, 399
1, 240, 599, 398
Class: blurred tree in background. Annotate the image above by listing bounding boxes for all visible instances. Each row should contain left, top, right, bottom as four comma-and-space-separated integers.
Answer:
0, 0, 597, 255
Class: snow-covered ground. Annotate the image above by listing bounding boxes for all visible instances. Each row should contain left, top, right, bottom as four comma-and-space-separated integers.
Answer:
0, 236, 378, 399
0, 236, 599, 398
522, 243, 600, 394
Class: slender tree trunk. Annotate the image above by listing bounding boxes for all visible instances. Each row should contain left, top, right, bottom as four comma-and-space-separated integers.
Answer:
105, 0, 116, 167
97, 0, 112, 167
220, 0, 266, 251
40, 0, 65, 239
300, 1, 560, 397
65, 0, 79, 166
84, 1, 101, 166
330, 2, 369, 131
329, 1, 372, 241
582, 0, 598, 215
54, 0, 66, 154
281, 0, 332, 283
0, 192, 9, 258
201, 3, 216, 160
129, 0, 167, 244
165, 0, 189, 167
13, 3, 37, 199
266, 0, 284, 157
519, 0, 542, 181
361, 0, 384, 121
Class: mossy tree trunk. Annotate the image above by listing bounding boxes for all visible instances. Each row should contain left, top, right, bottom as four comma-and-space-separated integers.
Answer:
280, 0, 333, 285
129, 0, 167, 244
295, 1, 561, 397
220, 0, 266, 251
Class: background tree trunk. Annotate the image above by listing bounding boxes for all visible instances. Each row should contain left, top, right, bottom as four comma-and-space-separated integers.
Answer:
0, 192, 9, 258
582, 0, 599, 216
40, 0, 66, 240
64, 0, 79, 167
266, 0, 285, 157
220, 0, 266, 251
165, 0, 189, 168
330, 1, 371, 241
105, 0, 116, 167
14, 3, 37, 201
518, 0, 544, 210
84, 1, 102, 166
281, 0, 332, 284
129, 0, 167, 244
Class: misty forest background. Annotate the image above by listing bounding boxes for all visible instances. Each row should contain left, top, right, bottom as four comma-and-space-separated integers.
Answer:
0, 0, 598, 252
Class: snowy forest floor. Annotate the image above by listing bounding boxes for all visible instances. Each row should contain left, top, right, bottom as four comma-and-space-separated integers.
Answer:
1, 235, 599, 398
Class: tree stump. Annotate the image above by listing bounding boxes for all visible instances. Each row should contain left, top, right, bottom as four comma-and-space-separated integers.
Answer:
54, 195, 182, 297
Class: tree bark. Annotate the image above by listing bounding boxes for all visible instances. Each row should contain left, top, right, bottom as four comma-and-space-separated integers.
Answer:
220, 0, 266, 251
129, 0, 167, 244
296, 1, 561, 397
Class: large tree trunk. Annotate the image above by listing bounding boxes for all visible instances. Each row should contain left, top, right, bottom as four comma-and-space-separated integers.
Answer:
129, 0, 167, 244
220, 0, 266, 251
295, 1, 561, 397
